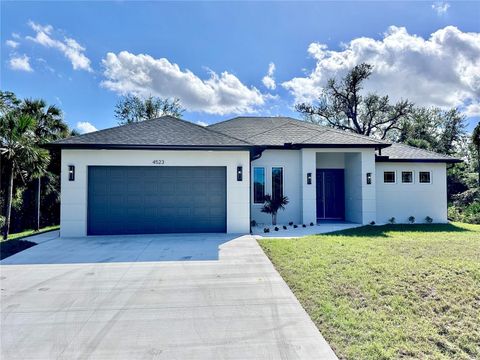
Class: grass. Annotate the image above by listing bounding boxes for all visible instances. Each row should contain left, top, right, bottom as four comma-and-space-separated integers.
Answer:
3, 225, 59, 241
259, 223, 480, 360
0, 225, 59, 260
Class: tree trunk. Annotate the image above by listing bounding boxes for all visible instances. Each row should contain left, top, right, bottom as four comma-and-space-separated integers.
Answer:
477, 144, 480, 188
272, 213, 277, 226
35, 177, 41, 231
3, 162, 14, 240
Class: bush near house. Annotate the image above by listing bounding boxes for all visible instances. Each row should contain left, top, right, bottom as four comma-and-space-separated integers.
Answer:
259, 223, 480, 359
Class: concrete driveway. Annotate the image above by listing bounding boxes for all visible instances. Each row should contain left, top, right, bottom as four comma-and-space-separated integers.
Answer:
1, 232, 337, 359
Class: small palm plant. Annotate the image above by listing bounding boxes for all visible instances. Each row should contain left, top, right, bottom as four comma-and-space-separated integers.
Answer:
261, 194, 289, 225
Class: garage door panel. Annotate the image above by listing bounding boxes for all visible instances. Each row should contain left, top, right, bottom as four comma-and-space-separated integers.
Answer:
88, 166, 226, 235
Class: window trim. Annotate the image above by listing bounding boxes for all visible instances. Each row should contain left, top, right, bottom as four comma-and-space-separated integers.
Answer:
419, 171, 432, 184
401, 171, 414, 184
271, 166, 284, 200
383, 171, 396, 184
253, 167, 266, 204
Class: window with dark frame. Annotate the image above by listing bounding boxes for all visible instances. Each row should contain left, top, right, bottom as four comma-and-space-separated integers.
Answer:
383, 171, 396, 183
401, 171, 413, 183
419, 171, 431, 183
253, 167, 265, 203
272, 167, 284, 200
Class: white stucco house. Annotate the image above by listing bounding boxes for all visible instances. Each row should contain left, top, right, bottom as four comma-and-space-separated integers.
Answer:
49, 116, 461, 237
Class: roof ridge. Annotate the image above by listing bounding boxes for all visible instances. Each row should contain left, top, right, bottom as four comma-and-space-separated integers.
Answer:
245, 122, 298, 141
392, 142, 459, 159
209, 115, 292, 128
155, 116, 253, 145
283, 117, 390, 145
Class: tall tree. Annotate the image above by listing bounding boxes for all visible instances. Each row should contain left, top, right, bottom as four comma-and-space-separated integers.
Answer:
396, 107, 466, 155
472, 122, 480, 186
20, 99, 69, 230
114, 95, 185, 125
296, 63, 413, 139
0, 112, 50, 239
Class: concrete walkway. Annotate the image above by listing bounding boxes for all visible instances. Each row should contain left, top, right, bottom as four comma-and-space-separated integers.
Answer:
0, 233, 337, 359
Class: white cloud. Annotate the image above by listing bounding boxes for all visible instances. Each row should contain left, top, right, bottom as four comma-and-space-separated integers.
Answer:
432, 2, 450, 15
465, 103, 480, 117
9, 54, 33, 72
6, 40, 19, 48
101, 51, 267, 115
262, 62, 276, 90
76, 121, 97, 133
283, 26, 480, 116
12, 33, 21, 39
196, 120, 208, 126
26, 21, 92, 72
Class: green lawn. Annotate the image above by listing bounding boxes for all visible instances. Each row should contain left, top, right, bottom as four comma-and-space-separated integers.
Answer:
259, 223, 480, 360
3, 225, 60, 241
0, 225, 59, 260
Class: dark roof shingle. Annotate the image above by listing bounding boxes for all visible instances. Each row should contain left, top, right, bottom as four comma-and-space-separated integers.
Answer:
51, 116, 250, 148
208, 116, 390, 147
379, 143, 461, 163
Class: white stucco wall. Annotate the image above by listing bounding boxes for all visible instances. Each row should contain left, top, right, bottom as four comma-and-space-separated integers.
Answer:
375, 162, 447, 224
251, 148, 375, 226
251, 149, 302, 225
344, 153, 363, 223
316, 153, 345, 169
60, 149, 251, 237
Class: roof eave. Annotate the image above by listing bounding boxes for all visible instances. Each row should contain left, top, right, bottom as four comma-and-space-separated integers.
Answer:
375, 157, 462, 164
44, 143, 253, 151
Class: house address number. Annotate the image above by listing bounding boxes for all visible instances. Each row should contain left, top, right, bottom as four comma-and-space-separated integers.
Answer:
152, 160, 165, 165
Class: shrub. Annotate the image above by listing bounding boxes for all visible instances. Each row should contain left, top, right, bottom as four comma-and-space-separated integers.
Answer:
274, 227, 279, 231
408, 216, 415, 224
370, 221, 375, 225
302, 224, 306, 228
0, 215, 5, 229
250, 220, 257, 227
263, 227, 270, 233
261, 194, 289, 225
310, 222, 314, 226
288, 221, 293, 226
388, 217, 396, 224
425, 216, 433, 224
448, 203, 480, 224
293, 224, 298, 228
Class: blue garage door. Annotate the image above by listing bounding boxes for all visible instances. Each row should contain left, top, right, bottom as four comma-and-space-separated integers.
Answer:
87, 166, 226, 235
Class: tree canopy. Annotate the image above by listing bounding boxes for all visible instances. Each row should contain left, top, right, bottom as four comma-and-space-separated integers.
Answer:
114, 95, 185, 125
296, 63, 413, 139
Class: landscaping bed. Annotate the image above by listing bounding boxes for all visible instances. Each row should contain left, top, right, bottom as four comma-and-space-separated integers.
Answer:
259, 223, 480, 359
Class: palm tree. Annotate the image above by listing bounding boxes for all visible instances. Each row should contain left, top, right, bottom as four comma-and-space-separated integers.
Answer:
473, 122, 480, 187
20, 99, 68, 230
261, 194, 289, 225
0, 112, 50, 239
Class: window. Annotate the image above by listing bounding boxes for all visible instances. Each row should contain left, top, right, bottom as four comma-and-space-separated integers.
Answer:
272, 167, 284, 200
419, 171, 431, 184
383, 171, 396, 183
401, 171, 413, 183
253, 167, 265, 203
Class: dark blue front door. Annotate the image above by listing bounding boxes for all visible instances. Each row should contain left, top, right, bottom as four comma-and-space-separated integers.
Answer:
316, 169, 345, 220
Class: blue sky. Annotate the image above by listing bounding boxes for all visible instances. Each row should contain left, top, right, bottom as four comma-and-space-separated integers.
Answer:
2, 1, 479, 133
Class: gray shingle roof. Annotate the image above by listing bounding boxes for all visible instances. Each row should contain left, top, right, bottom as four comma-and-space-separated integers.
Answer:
208, 116, 390, 147
49, 115, 462, 163
51, 116, 250, 148
379, 143, 461, 163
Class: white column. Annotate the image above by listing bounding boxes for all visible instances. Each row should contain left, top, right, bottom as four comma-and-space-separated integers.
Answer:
360, 149, 377, 224
301, 149, 317, 225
